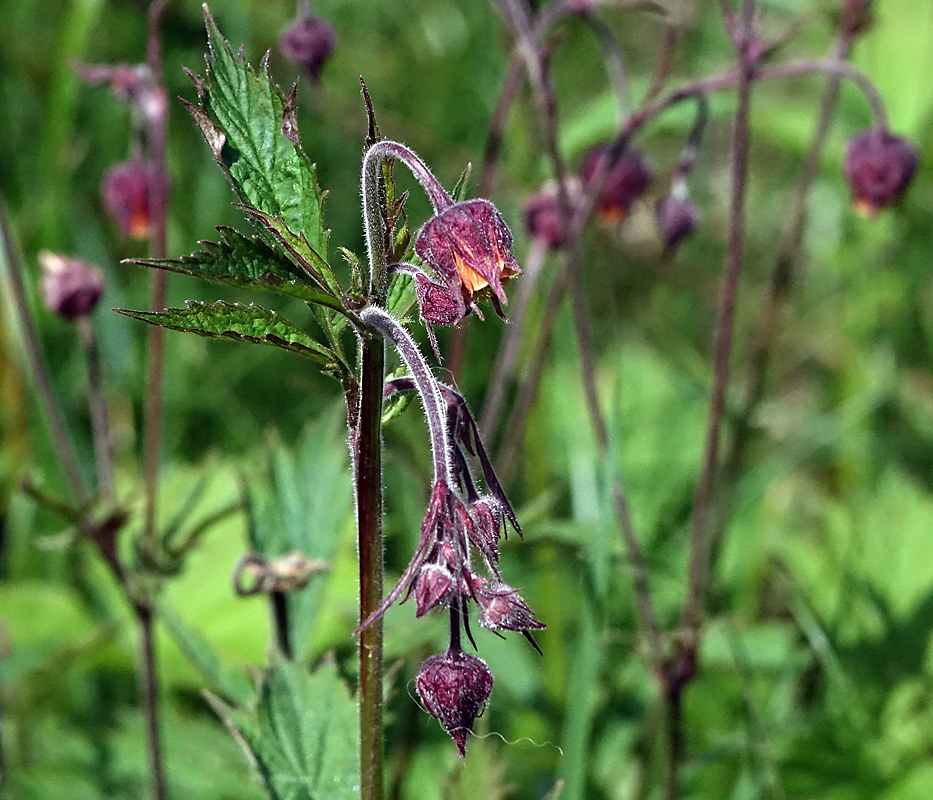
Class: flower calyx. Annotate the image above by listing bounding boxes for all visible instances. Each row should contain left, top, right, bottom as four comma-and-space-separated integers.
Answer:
280, 9, 336, 81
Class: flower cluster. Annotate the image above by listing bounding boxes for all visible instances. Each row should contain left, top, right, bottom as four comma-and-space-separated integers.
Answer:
360, 142, 542, 754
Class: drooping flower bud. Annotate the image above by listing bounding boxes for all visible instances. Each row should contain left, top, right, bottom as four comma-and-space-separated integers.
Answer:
415, 198, 521, 322
280, 12, 336, 81
413, 564, 453, 617
655, 191, 701, 252
582, 144, 653, 222
38, 252, 105, 320
102, 156, 155, 240
524, 188, 565, 250
844, 128, 918, 216
475, 581, 546, 634
416, 649, 494, 756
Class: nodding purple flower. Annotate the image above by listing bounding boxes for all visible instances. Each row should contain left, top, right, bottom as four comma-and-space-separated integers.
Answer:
524, 187, 566, 250
280, 11, 336, 81
844, 128, 918, 216
582, 144, 653, 223
102, 156, 155, 240
414, 198, 521, 323
655, 191, 701, 252
416, 649, 494, 756
38, 252, 105, 320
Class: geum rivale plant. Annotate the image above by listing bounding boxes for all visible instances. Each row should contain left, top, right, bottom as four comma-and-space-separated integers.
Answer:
116, 6, 544, 794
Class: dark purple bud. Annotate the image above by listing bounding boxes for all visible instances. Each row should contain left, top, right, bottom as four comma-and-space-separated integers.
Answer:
416, 649, 494, 756
38, 252, 105, 320
280, 14, 336, 81
102, 156, 155, 240
524, 188, 565, 250
415, 199, 521, 320
582, 144, 652, 222
414, 564, 453, 617
475, 582, 546, 633
655, 192, 701, 252
844, 128, 918, 215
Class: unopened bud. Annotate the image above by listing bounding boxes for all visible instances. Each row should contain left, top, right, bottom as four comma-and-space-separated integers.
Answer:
582, 144, 653, 222
413, 564, 453, 617
102, 156, 155, 240
655, 191, 701, 252
280, 14, 336, 81
38, 252, 104, 320
416, 650, 494, 756
844, 128, 918, 215
476, 582, 546, 633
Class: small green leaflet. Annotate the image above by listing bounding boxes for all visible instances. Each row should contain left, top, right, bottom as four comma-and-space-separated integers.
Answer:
115, 301, 336, 365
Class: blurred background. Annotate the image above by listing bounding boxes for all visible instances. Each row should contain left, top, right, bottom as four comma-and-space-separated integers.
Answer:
2, 0, 933, 798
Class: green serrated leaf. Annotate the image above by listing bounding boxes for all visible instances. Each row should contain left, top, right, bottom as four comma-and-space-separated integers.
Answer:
115, 301, 336, 365
247, 412, 352, 657
237, 205, 341, 298
128, 228, 343, 311
227, 659, 359, 800
196, 8, 329, 260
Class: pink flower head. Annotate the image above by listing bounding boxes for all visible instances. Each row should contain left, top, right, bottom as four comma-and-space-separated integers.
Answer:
102, 156, 155, 240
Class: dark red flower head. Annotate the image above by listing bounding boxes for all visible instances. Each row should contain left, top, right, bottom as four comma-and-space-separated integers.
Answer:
655, 192, 701, 252
38, 252, 105, 320
844, 128, 918, 216
415, 199, 521, 322
280, 14, 336, 81
582, 144, 653, 222
416, 649, 494, 756
102, 156, 155, 240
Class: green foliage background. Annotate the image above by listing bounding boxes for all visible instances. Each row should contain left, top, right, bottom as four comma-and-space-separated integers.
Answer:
2, 0, 933, 798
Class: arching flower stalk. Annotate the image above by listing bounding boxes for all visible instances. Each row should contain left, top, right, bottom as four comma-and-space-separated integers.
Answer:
356, 141, 541, 754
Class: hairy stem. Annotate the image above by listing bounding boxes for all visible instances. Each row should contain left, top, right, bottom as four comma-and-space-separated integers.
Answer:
355, 333, 385, 800
361, 306, 451, 485
0, 202, 87, 502
77, 316, 114, 504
